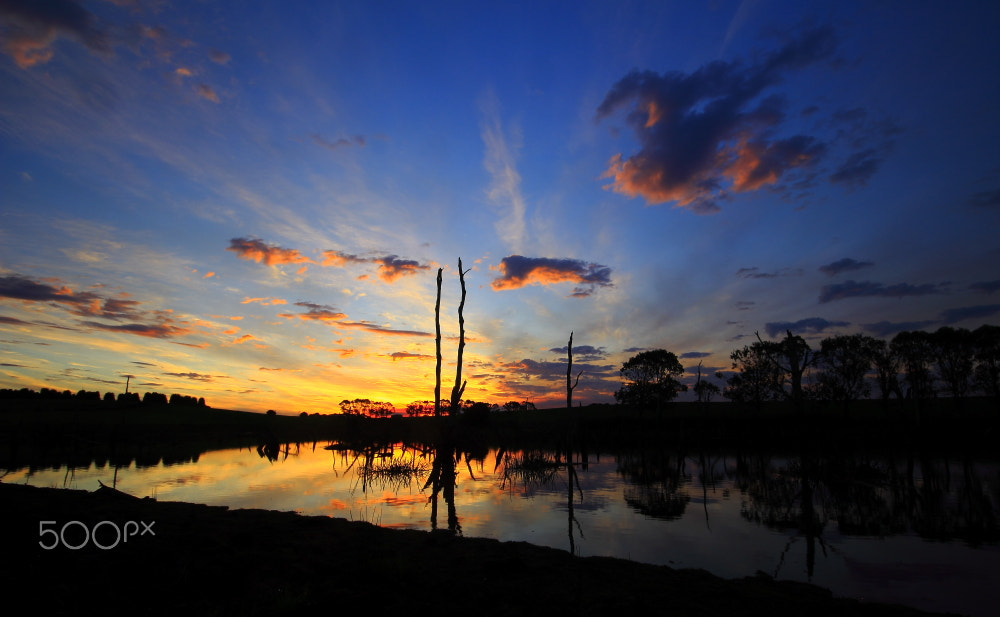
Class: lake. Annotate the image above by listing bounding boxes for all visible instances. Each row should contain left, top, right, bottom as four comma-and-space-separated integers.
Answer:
6, 441, 998, 616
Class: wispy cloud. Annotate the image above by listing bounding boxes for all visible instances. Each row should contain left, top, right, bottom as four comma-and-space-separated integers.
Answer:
764, 317, 849, 338
970, 280, 1000, 294
311, 134, 366, 150
736, 266, 803, 279
818, 257, 874, 277
480, 88, 527, 252
490, 255, 613, 297
967, 188, 1000, 208
818, 279, 947, 303
196, 83, 220, 103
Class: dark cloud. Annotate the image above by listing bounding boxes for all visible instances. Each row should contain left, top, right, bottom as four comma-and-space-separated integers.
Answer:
764, 317, 849, 338
826, 109, 901, 188
939, 304, 1000, 325
227, 238, 313, 266
861, 320, 938, 338
336, 321, 432, 337
311, 134, 366, 151
680, 351, 711, 359
736, 266, 803, 279
208, 48, 230, 64
491, 255, 613, 297
0, 0, 111, 68
163, 372, 216, 382
0, 274, 144, 321
388, 351, 433, 361
321, 250, 430, 283
0, 274, 100, 305
595, 27, 836, 212
818, 257, 874, 277
549, 344, 608, 362
196, 83, 220, 103
0, 315, 31, 325
819, 279, 947, 303
970, 280, 1000, 294
735, 301, 755, 311
966, 189, 1000, 208
278, 302, 346, 322
81, 319, 192, 339
375, 255, 430, 282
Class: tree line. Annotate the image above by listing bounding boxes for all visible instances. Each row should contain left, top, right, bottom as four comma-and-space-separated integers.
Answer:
0, 387, 207, 408
613, 324, 1000, 414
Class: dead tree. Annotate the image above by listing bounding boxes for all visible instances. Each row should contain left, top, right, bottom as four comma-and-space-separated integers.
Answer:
449, 258, 471, 415
434, 267, 443, 417
566, 331, 583, 410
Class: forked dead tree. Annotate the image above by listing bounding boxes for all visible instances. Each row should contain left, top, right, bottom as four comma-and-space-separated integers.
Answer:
434, 267, 443, 417
566, 331, 583, 410
449, 258, 471, 415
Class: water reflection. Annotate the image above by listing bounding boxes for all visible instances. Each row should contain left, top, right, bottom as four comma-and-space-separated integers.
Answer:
3, 441, 998, 615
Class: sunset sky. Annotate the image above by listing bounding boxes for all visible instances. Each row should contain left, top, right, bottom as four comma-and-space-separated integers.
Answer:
2, 1, 999, 413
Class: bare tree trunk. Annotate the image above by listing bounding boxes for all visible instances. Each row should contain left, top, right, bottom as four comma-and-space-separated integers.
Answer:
566, 331, 583, 410
450, 259, 469, 415
434, 267, 443, 417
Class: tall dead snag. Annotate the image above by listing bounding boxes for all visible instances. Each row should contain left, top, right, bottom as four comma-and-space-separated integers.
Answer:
434, 267, 443, 417
449, 258, 470, 415
566, 331, 583, 410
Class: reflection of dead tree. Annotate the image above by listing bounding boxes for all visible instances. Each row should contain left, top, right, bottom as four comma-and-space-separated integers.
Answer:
423, 443, 460, 533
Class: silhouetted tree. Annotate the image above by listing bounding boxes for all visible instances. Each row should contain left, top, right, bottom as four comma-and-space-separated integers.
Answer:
725, 342, 785, 411
891, 330, 936, 399
757, 330, 816, 414
932, 326, 975, 401
972, 324, 1000, 399
614, 349, 686, 410
339, 398, 395, 417
871, 338, 903, 407
816, 333, 879, 416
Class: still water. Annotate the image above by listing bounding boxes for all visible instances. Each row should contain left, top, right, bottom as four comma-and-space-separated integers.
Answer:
8, 442, 999, 616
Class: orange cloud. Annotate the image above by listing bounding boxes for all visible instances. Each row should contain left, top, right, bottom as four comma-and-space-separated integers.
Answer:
490, 255, 613, 297
232, 334, 257, 344
242, 296, 287, 306
227, 238, 313, 266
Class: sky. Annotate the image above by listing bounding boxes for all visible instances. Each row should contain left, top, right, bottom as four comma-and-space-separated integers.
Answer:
2, 0, 999, 414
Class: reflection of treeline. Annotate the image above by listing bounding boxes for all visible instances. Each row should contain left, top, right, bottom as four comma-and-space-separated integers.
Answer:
0, 387, 206, 408
613, 446, 999, 546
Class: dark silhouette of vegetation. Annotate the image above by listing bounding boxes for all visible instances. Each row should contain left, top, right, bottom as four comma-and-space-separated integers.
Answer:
0, 387, 207, 408
614, 349, 687, 409
339, 398, 394, 417
566, 331, 583, 410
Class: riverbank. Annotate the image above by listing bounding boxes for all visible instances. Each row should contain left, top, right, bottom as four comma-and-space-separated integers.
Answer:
2, 483, 958, 616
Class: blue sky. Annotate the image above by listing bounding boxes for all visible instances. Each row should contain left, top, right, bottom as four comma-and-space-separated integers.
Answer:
2, 0, 999, 413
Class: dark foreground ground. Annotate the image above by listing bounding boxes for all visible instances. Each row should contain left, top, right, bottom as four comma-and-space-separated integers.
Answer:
2, 483, 959, 617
